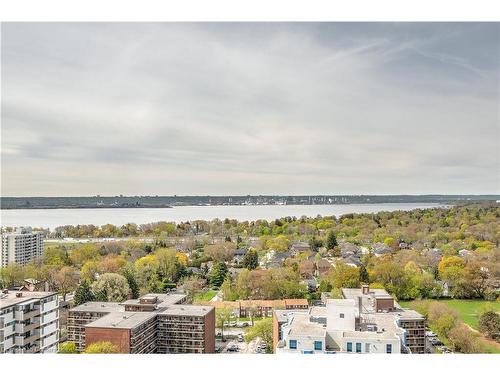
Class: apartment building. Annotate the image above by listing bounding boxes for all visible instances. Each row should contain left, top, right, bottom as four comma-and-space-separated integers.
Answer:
67, 293, 215, 353
156, 305, 215, 354
1, 227, 44, 267
0, 290, 59, 353
67, 301, 124, 351
273, 285, 425, 354
197, 298, 309, 318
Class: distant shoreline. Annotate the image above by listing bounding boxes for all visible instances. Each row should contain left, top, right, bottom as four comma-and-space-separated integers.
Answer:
1, 194, 497, 210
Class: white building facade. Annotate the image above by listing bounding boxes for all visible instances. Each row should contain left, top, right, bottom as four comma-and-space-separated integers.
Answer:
1, 227, 44, 267
0, 291, 59, 353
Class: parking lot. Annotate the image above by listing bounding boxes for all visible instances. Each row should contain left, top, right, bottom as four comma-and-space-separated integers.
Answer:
215, 333, 268, 354
426, 330, 452, 354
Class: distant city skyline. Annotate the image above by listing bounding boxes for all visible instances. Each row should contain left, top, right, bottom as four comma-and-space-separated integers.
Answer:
1, 23, 499, 196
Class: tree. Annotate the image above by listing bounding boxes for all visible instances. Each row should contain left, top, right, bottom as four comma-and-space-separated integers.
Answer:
123, 269, 140, 299
91, 273, 130, 302
181, 275, 206, 302
74, 280, 95, 306
328, 261, 360, 289
58, 342, 78, 354
242, 249, 259, 270
326, 231, 338, 249
478, 311, 500, 341
68, 244, 100, 267
84, 341, 120, 354
204, 243, 235, 262
154, 248, 181, 282
0, 263, 25, 288
209, 262, 228, 287
216, 308, 233, 340
359, 264, 369, 283
245, 318, 273, 353
448, 324, 481, 353
54, 266, 80, 301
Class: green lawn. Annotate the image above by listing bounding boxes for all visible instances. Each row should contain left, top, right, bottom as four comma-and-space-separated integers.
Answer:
194, 290, 218, 302
400, 299, 500, 330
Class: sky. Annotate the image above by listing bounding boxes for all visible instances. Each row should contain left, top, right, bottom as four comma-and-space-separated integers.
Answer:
1, 23, 499, 197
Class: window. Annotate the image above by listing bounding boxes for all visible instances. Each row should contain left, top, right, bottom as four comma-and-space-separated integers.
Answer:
365, 343, 371, 353
314, 341, 322, 351
289, 340, 297, 349
386, 344, 392, 354
346, 342, 352, 352
340, 313, 344, 318
356, 343, 362, 353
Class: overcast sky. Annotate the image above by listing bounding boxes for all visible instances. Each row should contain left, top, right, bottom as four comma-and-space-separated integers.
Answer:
1, 23, 499, 197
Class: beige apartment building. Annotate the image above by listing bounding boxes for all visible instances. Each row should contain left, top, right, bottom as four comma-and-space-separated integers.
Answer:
1, 227, 44, 267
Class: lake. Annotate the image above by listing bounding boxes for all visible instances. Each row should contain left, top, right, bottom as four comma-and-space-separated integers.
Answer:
0, 203, 446, 229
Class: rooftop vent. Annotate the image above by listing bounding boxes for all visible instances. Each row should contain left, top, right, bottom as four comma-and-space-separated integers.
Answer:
15, 292, 23, 298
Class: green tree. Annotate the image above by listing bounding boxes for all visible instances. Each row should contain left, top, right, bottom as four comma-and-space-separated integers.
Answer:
84, 341, 120, 354
123, 269, 140, 299
326, 231, 338, 249
91, 273, 130, 302
359, 264, 369, 283
58, 342, 78, 354
209, 262, 228, 287
328, 261, 360, 288
478, 311, 500, 341
74, 280, 95, 306
242, 249, 259, 270
245, 318, 273, 353
216, 308, 233, 340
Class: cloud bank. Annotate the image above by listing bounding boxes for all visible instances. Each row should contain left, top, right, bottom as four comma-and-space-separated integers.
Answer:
1, 23, 498, 196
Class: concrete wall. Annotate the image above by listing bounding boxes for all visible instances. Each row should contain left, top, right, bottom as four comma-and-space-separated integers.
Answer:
326, 300, 356, 332
341, 336, 400, 354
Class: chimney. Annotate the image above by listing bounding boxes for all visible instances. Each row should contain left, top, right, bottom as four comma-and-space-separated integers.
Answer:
362, 284, 370, 295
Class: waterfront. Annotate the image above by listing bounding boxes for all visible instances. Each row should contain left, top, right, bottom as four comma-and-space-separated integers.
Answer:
0, 203, 445, 229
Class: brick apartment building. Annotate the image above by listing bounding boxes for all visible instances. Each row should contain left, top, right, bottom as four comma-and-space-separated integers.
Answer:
198, 298, 309, 318
67, 293, 214, 354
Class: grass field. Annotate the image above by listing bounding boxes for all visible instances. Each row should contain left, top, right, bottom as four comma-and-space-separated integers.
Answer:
399, 299, 500, 330
194, 290, 218, 302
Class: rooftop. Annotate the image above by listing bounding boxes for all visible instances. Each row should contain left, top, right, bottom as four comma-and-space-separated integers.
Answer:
0, 290, 57, 309
285, 313, 327, 338
70, 301, 124, 313
86, 311, 156, 329
160, 304, 214, 317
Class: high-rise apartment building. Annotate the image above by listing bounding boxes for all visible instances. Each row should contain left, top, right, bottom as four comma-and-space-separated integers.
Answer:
67, 293, 215, 354
1, 227, 44, 267
0, 290, 59, 353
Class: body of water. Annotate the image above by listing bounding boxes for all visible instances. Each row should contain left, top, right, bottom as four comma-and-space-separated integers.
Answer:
0, 203, 446, 230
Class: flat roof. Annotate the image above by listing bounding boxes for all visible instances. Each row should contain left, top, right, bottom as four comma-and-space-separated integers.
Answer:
86, 311, 157, 329
159, 305, 214, 317
286, 313, 327, 338
0, 291, 58, 309
70, 301, 124, 313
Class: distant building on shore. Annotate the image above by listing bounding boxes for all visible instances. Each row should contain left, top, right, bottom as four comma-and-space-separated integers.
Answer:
1, 227, 44, 267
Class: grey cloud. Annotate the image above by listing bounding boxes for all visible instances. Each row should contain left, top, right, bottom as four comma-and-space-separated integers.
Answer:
1, 22, 498, 196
